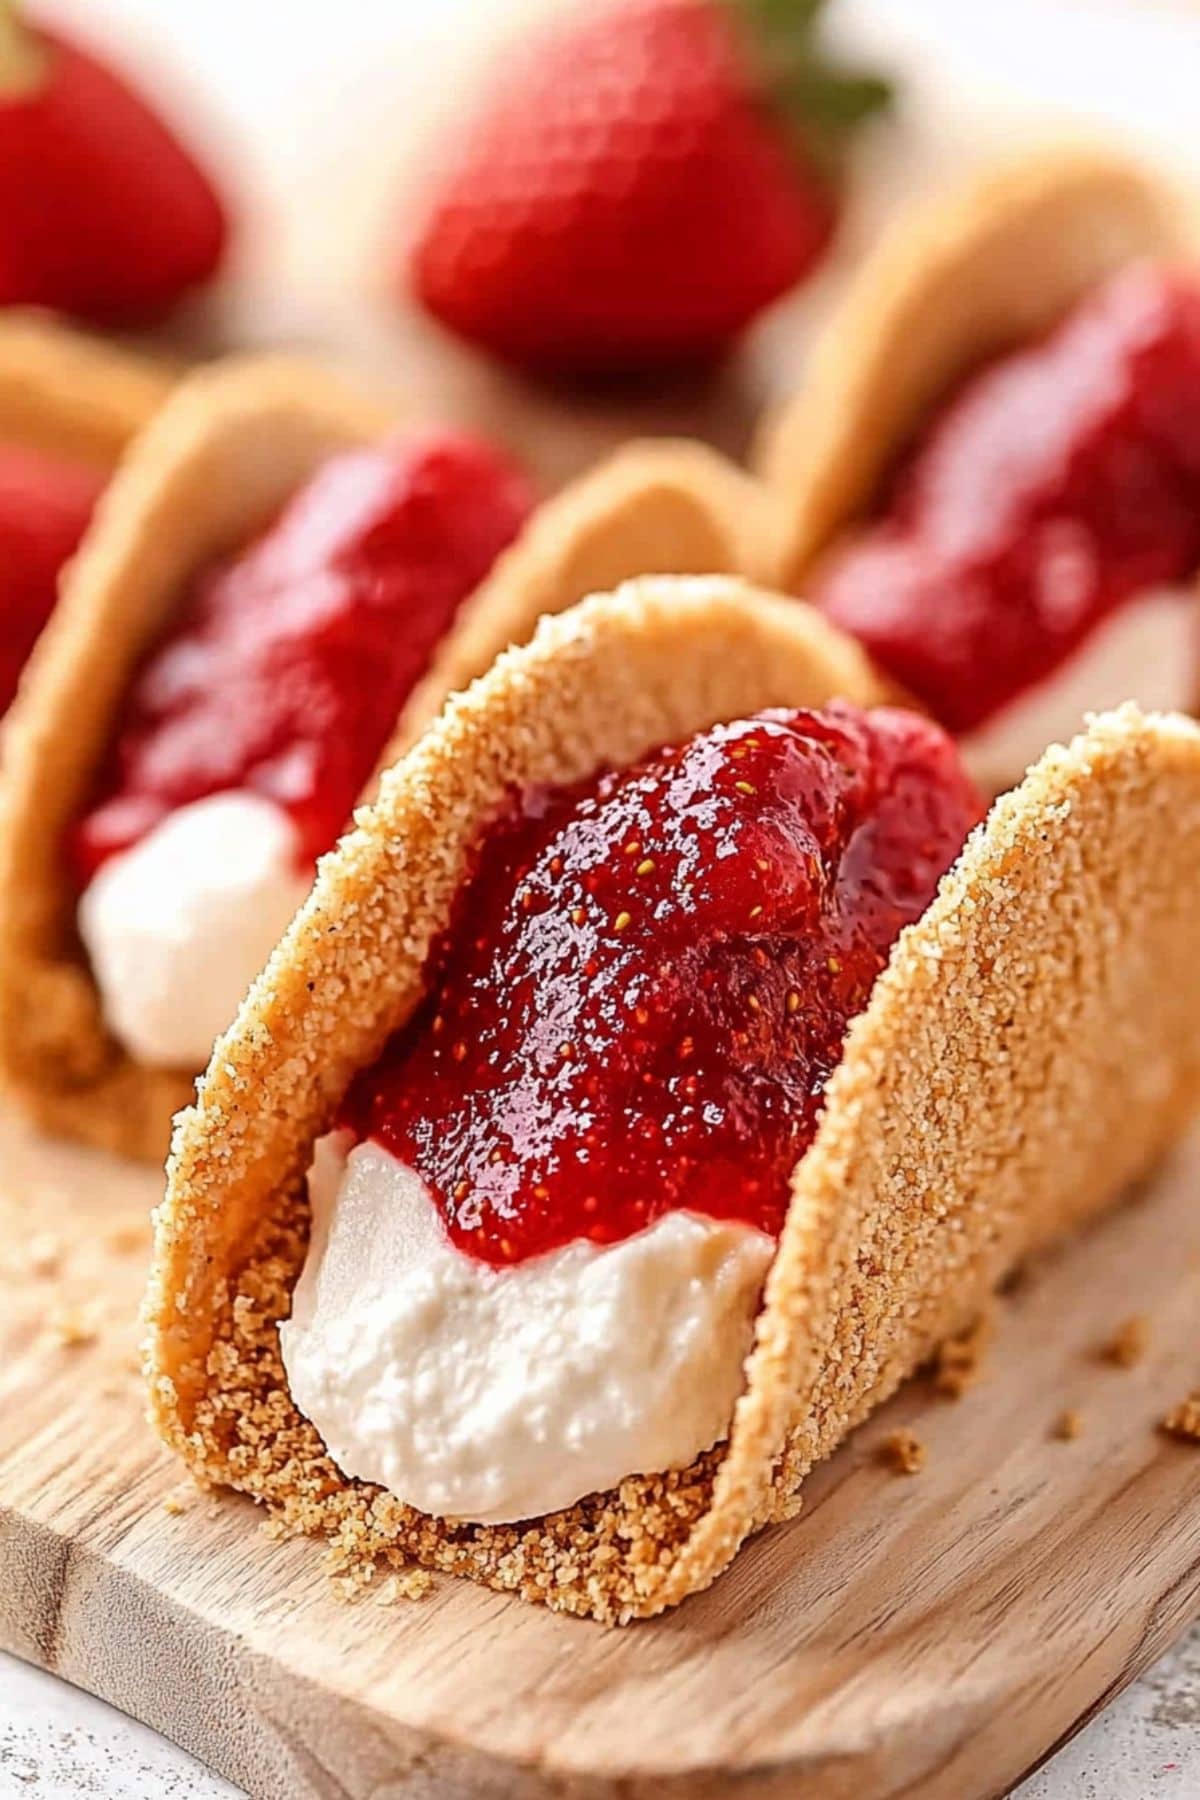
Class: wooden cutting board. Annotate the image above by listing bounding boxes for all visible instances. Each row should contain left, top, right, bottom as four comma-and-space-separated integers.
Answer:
1, 1102, 1198, 1800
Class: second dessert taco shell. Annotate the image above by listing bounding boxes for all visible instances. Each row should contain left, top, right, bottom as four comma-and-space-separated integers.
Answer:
0, 361, 778, 1161
146, 576, 1200, 1623
757, 147, 1193, 588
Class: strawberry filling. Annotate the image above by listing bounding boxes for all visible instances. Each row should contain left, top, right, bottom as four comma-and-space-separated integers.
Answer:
342, 703, 984, 1265
0, 441, 103, 716
72, 433, 535, 884
810, 266, 1200, 734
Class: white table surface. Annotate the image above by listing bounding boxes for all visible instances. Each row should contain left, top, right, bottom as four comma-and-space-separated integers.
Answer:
4, 2, 1197, 1795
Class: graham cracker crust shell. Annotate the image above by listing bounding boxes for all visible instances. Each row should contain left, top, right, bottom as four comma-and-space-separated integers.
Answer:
145, 577, 1200, 1621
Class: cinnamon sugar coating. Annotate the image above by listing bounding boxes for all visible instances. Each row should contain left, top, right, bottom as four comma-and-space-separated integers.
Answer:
0, 362, 772, 1161
145, 578, 1200, 1621
756, 147, 1191, 588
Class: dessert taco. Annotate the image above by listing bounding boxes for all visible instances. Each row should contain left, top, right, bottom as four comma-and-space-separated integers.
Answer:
758, 147, 1200, 793
146, 577, 1200, 1623
0, 311, 173, 718
0, 363, 774, 1161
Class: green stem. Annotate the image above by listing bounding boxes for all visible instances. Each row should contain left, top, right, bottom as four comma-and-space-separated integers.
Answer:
720, 0, 892, 170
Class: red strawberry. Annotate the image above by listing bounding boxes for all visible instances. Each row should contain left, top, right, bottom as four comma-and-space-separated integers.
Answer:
0, 441, 103, 715
0, 5, 228, 324
407, 0, 888, 374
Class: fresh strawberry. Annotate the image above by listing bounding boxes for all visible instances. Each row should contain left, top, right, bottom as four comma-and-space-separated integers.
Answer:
0, 4, 228, 324
0, 441, 103, 715
407, 0, 888, 374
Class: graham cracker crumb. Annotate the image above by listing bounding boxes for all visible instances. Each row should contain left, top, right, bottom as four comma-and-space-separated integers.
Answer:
1161, 1394, 1200, 1442
162, 1492, 190, 1516
376, 1569, 434, 1606
880, 1429, 926, 1475
106, 1217, 150, 1254
933, 1313, 992, 1398
27, 1232, 64, 1277
42, 1298, 106, 1349
1101, 1315, 1150, 1369
1054, 1408, 1084, 1441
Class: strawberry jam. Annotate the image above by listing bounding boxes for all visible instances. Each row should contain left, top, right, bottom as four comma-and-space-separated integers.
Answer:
344, 703, 983, 1264
811, 266, 1200, 734
72, 432, 534, 883
0, 442, 103, 716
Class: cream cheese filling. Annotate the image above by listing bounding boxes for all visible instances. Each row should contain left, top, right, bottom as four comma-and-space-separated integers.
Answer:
280, 1134, 775, 1525
78, 790, 312, 1069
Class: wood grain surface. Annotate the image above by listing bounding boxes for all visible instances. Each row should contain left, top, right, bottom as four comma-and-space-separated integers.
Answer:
1, 1103, 1198, 1800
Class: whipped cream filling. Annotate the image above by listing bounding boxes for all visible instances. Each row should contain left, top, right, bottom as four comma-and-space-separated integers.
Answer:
280, 1134, 775, 1525
960, 587, 1197, 794
78, 791, 312, 1069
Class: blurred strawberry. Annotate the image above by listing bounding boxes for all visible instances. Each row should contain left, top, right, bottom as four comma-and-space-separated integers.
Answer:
407, 0, 888, 374
0, 4, 228, 324
0, 441, 102, 715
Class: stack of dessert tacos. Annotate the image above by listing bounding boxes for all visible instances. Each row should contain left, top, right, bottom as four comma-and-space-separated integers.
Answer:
145, 577, 1200, 1623
2, 144, 1198, 1630
0, 357, 776, 1159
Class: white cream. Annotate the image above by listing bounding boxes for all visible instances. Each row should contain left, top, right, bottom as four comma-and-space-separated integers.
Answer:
78, 791, 312, 1070
280, 1135, 775, 1525
960, 588, 1196, 794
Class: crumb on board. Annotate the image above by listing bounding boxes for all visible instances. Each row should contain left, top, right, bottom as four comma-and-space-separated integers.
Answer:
27, 1232, 64, 1277
3, 1231, 64, 1280
40, 1298, 107, 1349
997, 1261, 1031, 1298
1161, 1394, 1200, 1443
328, 1560, 432, 1605
880, 1428, 926, 1475
1053, 1408, 1084, 1441
162, 1492, 190, 1516
1100, 1315, 1149, 1369
105, 1217, 149, 1254
933, 1313, 992, 1398
376, 1570, 434, 1606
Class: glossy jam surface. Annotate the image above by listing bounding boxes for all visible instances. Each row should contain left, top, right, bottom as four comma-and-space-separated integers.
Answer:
0, 442, 103, 715
72, 433, 534, 881
344, 703, 984, 1265
812, 266, 1200, 733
